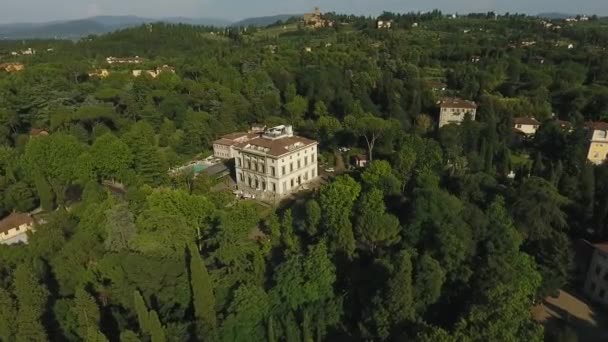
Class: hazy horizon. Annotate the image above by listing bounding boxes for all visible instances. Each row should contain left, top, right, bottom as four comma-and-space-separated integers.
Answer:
2, 0, 608, 24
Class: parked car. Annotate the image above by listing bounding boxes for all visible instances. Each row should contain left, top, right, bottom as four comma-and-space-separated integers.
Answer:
325, 168, 335, 173
338, 147, 351, 152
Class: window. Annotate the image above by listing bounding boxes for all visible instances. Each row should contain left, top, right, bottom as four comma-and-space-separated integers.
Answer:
239, 173, 244, 182
246, 160, 251, 169
312, 169, 316, 177
290, 179, 294, 187
290, 163, 293, 172
282, 166, 286, 175
312, 153, 315, 161
516, 124, 522, 128
305, 156, 308, 166
297, 160, 301, 169
283, 182, 287, 191
259, 163, 264, 172
272, 183, 276, 192
271, 167, 276, 176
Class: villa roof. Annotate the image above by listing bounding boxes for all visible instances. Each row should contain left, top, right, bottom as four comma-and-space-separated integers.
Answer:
514, 117, 540, 125
440, 98, 478, 109
594, 243, 608, 255
586, 122, 608, 131
0, 213, 33, 234
213, 132, 259, 146
235, 135, 317, 157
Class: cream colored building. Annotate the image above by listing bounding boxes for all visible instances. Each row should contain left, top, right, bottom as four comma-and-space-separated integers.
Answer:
584, 243, 608, 307
0, 213, 35, 245
213, 132, 260, 159
587, 122, 608, 165
513, 117, 541, 136
438, 98, 478, 128
233, 125, 318, 197
377, 20, 393, 29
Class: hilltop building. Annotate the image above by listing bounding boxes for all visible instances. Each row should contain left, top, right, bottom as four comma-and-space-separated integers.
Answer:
513, 117, 541, 136
88, 69, 111, 78
106, 56, 144, 64
303, 7, 332, 28
213, 131, 260, 159
377, 20, 393, 29
438, 98, 478, 128
0, 213, 36, 245
0, 62, 25, 73
583, 243, 608, 307
234, 125, 318, 198
586, 122, 608, 164
132, 65, 175, 78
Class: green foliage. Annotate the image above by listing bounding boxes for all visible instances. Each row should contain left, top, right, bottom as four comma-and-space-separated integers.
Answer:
188, 245, 217, 333
319, 176, 361, 258
355, 189, 401, 251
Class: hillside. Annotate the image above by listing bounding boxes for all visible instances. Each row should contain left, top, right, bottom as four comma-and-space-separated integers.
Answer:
0, 15, 231, 39
232, 14, 300, 27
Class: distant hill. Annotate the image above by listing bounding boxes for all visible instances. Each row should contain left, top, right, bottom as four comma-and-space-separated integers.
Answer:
232, 14, 300, 27
0, 15, 231, 39
536, 12, 575, 19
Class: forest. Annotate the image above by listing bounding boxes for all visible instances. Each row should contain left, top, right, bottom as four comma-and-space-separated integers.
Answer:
1, 10, 608, 342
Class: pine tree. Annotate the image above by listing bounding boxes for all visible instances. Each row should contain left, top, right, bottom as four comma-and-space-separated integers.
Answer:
189, 245, 217, 332
281, 209, 299, 254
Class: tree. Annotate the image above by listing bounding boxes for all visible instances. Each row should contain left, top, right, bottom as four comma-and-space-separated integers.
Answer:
355, 189, 401, 252
414, 253, 446, 314
512, 177, 569, 241
346, 114, 390, 162
73, 288, 102, 341
0, 288, 16, 341
23, 133, 84, 205
104, 202, 137, 252
319, 176, 361, 258
384, 250, 414, 327
14, 263, 49, 342
285, 95, 308, 125
361, 160, 401, 195
189, 245, 217, 333
304, 199, 321, 237
91, 134, 133, 181
3, 182, 36, 212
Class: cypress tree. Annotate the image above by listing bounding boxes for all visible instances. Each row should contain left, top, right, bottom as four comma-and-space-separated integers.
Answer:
14, 264, 48, 342
133, 291, 150, 335
189, 245, 217, 331
267, 316, 277, 342
148, 310, 166, 342
0, 288, 16, 341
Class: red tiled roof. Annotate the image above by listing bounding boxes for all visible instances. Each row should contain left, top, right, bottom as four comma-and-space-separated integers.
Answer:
235, 135, 317, 157
213, 132, 259, 146
0, 213, 33, 234
594, 243, 608, 254
514, 117, 540, 125
29, 128, 49, 136
440, 98, 478, 109
586, 122, 608, 131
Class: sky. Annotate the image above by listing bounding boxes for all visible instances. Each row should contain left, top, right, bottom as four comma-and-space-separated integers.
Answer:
1, 0, 607, 24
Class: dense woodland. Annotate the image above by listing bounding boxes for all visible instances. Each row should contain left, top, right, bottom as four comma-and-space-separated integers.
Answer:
1, 11, 608, 342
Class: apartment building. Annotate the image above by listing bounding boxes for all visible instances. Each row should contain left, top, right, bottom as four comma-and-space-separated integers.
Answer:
233, 125, 318, 197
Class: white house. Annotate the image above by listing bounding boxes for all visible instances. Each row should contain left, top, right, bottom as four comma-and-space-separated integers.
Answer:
233, 125, 318, 198
0, 213, 36, 245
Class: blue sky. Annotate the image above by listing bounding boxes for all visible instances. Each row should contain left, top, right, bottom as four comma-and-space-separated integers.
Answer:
2, 0, 607, 23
